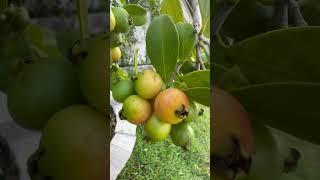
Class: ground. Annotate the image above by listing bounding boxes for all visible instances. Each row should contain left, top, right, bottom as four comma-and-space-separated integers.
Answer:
117, 105, 210, 180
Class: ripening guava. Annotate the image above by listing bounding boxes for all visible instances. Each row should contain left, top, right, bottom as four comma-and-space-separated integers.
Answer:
154, 88, 189, 124
134, 69, 163, 99
170, 122, 194, 150
112, 79, 135, 103
7, 60, 83, 130
112, 7, 130, 33
144, 113, 171, 141
76, 33, 107, 114
110, 47, 121, 63
110, 8, 116, 31
110, 31, 123, 48
212, 86, 254, 178
29, 105, 107, 180
120, 95, 151, 125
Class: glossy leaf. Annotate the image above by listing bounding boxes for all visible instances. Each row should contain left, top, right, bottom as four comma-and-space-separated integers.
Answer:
199, 0, 210, 37
160, 0, 184, 23
179, 70, 210, 106
216, 27, 320, 84
221, 0, 272, 41
176, 22, 196, 60
124, 4, 147, 26
146, 15, 179, 84
231, 82, 320, 144
180, 70, 210, 88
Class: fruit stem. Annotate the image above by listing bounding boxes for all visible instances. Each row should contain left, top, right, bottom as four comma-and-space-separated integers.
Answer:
76, 0, 89, 40
212, 0, 239, 39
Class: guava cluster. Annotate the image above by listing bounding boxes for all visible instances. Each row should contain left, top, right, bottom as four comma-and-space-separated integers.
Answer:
109, 6, 128, 63
0, 7, 108, 179
112, 69, 200, 149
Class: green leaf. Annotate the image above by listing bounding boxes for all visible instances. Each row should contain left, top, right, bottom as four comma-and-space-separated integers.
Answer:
179, 70, 210, 106
220, 0, 272, 41
23, 24, 64, 60
182, 87, 210, 107
215, 27, 320, 84
180, 70, 210, 88
176, 22, 196, 60
160, 0, 184, 23
146, 15, 179, 84
124, 4, 148, 26
231, 82, 320, 144
199, 0, 210, 37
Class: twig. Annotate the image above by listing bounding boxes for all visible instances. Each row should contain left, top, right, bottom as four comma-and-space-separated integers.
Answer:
168, 61, 185, 87
199, 35, 210, 46
199, 43, 210, 58
288, 0, 308, 26
189, 0, 206, 70
272, 0, 289, 29
212, 1, 238, 39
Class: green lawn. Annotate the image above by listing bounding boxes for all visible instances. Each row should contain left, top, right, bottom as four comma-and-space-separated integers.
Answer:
117, 105, 210, 180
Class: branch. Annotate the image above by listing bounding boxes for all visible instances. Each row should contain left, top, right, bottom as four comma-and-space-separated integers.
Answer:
288, 0, 308, 26
199, 43, 210, 58
189, 0, 206, 70
272, 0, 289, 29
212, 1, 238, 39
199, 35, 210, 46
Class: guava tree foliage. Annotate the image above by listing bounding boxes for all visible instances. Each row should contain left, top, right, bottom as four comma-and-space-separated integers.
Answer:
213, 0, 320, 179
110, 0, 210, 150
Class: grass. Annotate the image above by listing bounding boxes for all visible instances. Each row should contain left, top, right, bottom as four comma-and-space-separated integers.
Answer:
117, 105, 210, 180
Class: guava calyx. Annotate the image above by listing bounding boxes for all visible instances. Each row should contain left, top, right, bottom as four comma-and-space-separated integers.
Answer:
174, 104, 189, 119
215, 136, 252, 179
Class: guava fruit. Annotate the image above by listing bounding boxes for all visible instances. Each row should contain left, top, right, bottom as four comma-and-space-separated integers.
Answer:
144, 113, 171, 141
110, 8, 116, 31
28, 105, 107, 180
112, 79, 135, 103
120, 95, 151, 125
154, 88, 189, 124
170, 122, 194, 150
75, 33, 107, 114
212, 86, 254, 179
7, 60, 83, 130
110, 47, 121, 63
112, 7, 130, 33
134, 69, 163, 99
110, 31, 123, 47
